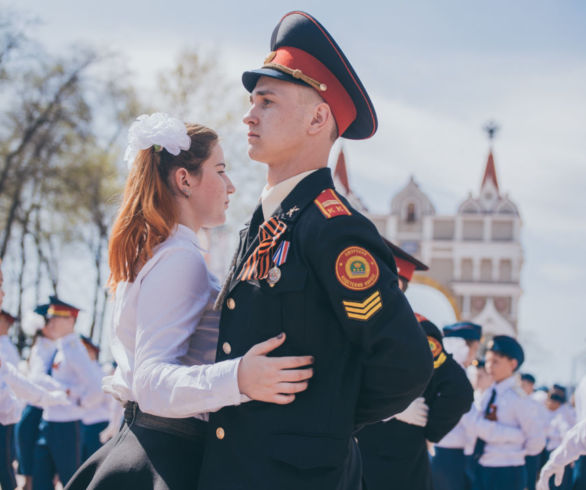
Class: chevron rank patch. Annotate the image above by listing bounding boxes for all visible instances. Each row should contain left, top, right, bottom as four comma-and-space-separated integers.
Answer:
342, 290, 383, 321
314, 189, 352, 219
428, 336, 447, 369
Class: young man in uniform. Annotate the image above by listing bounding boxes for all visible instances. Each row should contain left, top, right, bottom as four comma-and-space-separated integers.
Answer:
472, 335, 546, 490
358, 241, 474, 490
32, 297, 103, 490
198, 11, 433, 490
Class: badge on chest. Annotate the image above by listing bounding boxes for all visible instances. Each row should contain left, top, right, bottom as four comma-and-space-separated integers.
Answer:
267, 240, 290, 287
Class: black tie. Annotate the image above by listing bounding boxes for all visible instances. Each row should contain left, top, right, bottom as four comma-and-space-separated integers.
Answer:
472, 388, 497, 461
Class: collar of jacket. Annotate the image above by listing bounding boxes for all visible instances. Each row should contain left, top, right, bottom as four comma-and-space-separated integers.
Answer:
270, 167, 335, 224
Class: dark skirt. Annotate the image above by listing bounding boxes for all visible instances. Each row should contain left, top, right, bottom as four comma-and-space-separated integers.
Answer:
65, 403, 207, 490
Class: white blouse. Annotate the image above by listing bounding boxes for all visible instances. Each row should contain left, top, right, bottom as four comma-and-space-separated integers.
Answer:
103, 225, 244, 420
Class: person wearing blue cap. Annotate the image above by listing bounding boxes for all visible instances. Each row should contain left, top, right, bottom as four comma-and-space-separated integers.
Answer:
471, 335, 546, 490
14, 304, 55, 490
31, 296, 103, 490
198, 11, 433, 490
429, 322, 483, 490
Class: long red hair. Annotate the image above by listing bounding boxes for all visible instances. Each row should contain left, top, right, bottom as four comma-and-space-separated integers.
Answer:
108, 124, 218, 290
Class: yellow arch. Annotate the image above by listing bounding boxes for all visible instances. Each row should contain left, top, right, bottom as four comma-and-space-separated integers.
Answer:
411, 274, 462, 321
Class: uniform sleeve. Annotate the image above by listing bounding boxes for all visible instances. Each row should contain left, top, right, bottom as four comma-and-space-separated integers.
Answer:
306, 215, 433, 426
472, 410, 526, 444
0, 383, 24, 423
133, 247, 244, 418
57, 333, 104, 407
424, 356, 474, 442
0, 361, 67, 408
518, 397, 547, 456
544, 419, 586, 469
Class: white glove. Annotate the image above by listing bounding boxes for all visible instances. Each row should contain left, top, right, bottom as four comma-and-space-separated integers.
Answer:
536, 460, 565, 490
393, 397, 429, 427
41, 390, 71, 407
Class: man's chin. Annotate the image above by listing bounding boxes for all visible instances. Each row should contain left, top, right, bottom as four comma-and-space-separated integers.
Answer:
247, 148, 269, 164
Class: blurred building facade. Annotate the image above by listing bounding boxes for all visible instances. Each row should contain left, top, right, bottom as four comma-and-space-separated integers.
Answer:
334, 145, 523, 337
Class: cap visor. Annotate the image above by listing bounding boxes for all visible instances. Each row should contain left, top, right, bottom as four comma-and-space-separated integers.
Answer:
242, 67, 313, 92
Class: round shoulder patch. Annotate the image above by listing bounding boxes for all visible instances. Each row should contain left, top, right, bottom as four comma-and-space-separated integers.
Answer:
335, 246, 380, 291
428, 336, 442, 358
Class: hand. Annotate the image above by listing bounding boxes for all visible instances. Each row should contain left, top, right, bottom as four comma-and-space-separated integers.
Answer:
537, 461, 565, 490
394, 397, 429, 427
41, 390, 70, 407
238, 333, 314, 405
99, 424, 119, 444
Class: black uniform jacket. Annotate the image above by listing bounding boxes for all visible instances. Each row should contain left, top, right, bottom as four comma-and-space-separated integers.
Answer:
357, 321, 474, 490
198, 168, 433, 490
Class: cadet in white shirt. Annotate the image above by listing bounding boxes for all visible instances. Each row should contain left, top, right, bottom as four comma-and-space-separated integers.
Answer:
14, 305, 56, 489
66, 115, 314, 490
32, 296, 102, 490
472, 335, 545, 490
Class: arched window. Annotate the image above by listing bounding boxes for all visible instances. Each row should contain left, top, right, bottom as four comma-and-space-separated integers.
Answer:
406, 203, 416, 223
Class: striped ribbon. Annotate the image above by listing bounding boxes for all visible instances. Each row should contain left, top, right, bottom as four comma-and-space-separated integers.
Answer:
237, 217, 287, 281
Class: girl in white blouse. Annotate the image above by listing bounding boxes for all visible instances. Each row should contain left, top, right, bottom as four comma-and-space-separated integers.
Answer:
66, 114, 314, 490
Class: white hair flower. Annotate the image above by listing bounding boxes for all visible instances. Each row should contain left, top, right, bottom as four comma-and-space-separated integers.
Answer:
123, 112, 191, 169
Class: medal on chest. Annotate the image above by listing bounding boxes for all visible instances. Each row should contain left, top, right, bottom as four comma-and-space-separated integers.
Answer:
267, 240, 290, 287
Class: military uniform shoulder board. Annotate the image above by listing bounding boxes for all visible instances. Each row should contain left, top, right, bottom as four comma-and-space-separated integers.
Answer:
314, 189, 352, 219
428, 336, 447, 369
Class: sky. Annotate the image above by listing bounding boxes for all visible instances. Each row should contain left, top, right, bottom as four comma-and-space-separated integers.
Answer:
9, 0, 586, 386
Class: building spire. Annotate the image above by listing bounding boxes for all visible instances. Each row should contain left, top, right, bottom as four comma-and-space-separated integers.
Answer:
481, 121, 500, 193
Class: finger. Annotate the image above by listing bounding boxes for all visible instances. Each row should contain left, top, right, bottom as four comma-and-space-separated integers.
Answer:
271, 394, 296, 405
248, 333, 286, 356
554, 470, 564, 486
273, 355, 314, 369
275, 381, 309, 394
279, 368, 314, 382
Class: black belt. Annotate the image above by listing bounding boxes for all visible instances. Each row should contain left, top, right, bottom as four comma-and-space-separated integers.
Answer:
123, 401, 207, 442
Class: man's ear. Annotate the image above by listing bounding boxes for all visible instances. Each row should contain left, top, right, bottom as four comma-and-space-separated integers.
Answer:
308, 102, 334, 136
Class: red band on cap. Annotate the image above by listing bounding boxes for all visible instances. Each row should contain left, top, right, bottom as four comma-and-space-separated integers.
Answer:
48, 304, 79, 319
395, 256, 416, 283
271, 47, 357, 135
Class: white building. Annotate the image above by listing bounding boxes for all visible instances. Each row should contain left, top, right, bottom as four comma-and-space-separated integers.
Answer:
335, 146, 523, 337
